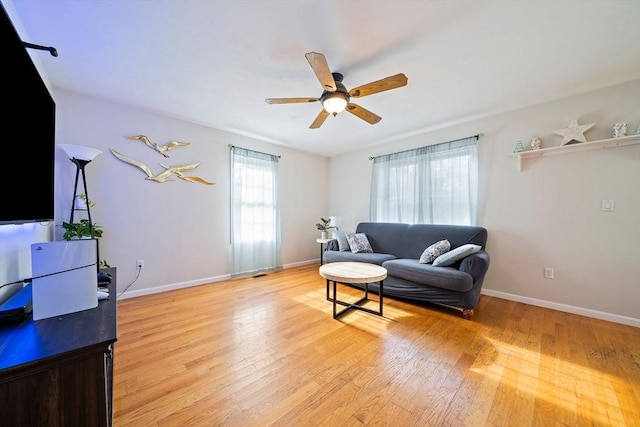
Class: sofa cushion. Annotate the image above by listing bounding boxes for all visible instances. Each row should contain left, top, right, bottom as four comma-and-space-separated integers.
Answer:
432, 244, 481, 267
323, 250, 396, 265
419, 239, 450, 264
346, 232, 373, 253
381, 258, 473, 292
335, 231, 351, 251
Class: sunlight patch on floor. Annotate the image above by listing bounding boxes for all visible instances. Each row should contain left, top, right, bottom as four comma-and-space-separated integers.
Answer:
294, 289, 415, 317
292, 289, 328, 311
469, 336, 630, 426
292, 289, 419, 337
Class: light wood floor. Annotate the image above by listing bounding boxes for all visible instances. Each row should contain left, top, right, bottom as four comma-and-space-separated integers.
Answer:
113, 264, 640, 426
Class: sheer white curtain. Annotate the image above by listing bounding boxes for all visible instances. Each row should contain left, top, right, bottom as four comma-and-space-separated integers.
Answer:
230, 146, 281, 277
370, 136, 478, 225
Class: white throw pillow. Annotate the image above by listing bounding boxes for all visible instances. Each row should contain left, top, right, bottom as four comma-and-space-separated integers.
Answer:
432, 244, 481, 267
419, 239, 451, 264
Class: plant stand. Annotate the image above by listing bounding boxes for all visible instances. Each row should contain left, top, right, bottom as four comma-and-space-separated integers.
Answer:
68, 158, 100, 273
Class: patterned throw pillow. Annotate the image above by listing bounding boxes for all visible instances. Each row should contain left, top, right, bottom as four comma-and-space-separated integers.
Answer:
345, 232, 373, 254
419, 239, 451, 264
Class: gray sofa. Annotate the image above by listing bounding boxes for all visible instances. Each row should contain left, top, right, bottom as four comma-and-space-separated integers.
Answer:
323, 222, 490, 319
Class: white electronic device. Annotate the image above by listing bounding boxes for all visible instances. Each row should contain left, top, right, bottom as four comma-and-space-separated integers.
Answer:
30, 240, 98, 320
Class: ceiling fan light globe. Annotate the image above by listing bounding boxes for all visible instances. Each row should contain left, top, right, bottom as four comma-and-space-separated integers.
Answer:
322, 94, 348, 114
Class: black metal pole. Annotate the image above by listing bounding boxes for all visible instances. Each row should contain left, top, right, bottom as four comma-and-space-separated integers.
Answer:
80, 166, 100, 273
69, 164, 81, 224
70, 158, 100, 273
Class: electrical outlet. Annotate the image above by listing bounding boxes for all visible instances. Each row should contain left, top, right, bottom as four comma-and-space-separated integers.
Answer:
136, 259, 144, 269
544, 267, 554, 279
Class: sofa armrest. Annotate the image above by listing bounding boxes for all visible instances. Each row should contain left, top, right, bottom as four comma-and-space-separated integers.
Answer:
459, 250, 490, 282
326, 239, 339, 251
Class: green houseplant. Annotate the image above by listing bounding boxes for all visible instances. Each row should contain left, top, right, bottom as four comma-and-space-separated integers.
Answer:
315, 217, 333, 239
74, 193, 95, 209
63, 195, 109, 266
62, 219, 103, 240
61, 220, 110, 270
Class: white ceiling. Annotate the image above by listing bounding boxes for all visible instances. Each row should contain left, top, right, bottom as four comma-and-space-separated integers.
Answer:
8, 0, 640, 157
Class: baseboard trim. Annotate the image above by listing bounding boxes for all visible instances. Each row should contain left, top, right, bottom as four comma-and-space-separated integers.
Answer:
117, 260, 319, 300
481, 289, 640, 328
117, 274, 231, 299
284, 259, 318, 268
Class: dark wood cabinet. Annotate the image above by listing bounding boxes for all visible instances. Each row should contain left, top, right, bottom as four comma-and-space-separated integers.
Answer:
0, 267, 117, 427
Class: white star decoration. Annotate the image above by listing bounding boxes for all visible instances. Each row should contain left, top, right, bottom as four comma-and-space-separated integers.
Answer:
553, 120, 596, 145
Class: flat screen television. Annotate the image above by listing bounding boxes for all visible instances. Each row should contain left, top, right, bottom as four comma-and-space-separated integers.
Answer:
1, 4, 56, 225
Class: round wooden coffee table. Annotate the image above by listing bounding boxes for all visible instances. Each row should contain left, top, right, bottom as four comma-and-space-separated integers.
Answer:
319, 262, 387, 319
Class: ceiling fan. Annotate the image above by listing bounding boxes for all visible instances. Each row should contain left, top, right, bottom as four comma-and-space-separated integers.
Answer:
265, 52, 408, 129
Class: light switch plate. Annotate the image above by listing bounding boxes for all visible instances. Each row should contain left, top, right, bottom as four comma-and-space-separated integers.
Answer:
601, 199, 614, 211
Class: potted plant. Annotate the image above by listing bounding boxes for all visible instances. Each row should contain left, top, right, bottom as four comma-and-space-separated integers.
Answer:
315, 217, 333, 239
74, 193, 95, 210
62, 219, 103, 240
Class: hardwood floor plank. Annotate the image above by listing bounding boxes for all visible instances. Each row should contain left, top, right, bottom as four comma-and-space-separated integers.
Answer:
532, 332, 560, 426
366, 400, 419, 426
112, 264, 640, 426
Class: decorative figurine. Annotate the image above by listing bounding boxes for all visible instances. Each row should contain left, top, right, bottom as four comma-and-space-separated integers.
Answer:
553, 120, 595, 145
530, 137, 542, 150
612, 123, 627, 138
513, 141, 525, 153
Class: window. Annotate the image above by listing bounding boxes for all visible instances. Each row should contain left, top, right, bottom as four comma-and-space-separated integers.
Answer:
370, 136, 478, 225
230, 146, 281, 277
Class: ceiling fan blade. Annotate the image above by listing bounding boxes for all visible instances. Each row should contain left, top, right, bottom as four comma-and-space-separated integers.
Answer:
265, 97, 319, 104
346, 103, 382, 125
348, 73, 408, 98
305, 52, 337, 92
310, 109, 330, 129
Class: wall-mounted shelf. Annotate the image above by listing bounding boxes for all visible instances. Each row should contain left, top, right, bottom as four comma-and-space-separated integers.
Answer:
508, 134, 640, 171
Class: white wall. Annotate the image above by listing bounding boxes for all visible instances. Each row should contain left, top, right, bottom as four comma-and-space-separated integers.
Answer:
0, 224, 52, 303
49, 89, 326, 297
1, 77, 638, 326
0, 87, 328, 303
328, 79, 640, 326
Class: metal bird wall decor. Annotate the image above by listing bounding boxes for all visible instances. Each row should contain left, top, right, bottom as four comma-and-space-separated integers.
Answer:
160, 164, 215, 185
126, 135, 190, 157
111, 149, 215, 185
